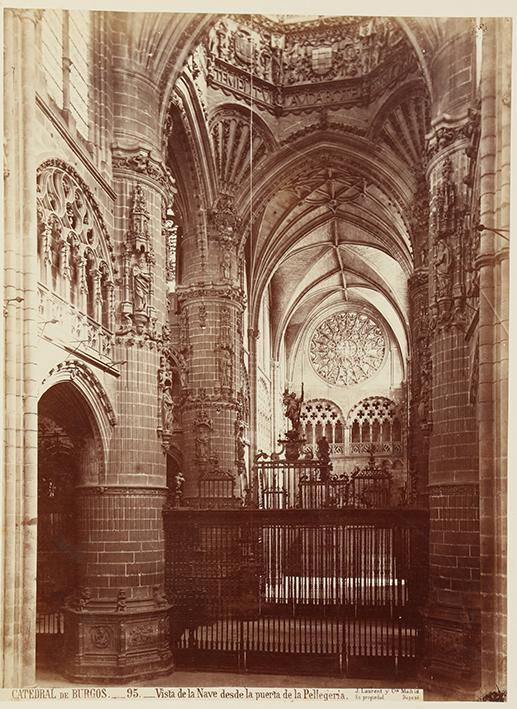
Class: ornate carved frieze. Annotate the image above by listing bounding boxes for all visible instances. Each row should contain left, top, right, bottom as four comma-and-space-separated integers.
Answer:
282, 17, 405, 85
176, 282, 246, 309
112, 147, 177, 201
182, 389, 244, 413
205, 16, 417, 115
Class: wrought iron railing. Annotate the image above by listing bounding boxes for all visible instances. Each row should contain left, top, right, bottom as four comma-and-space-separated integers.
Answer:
255, 452, 396, 510
164, 507, 428, 676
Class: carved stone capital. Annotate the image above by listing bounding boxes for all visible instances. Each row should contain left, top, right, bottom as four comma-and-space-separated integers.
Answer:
426, 109, 480, 163
112, 146, 177, 199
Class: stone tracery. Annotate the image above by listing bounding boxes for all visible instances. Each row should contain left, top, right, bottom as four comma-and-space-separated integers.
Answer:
309, 311, 386, 386
37, 161, 116, 331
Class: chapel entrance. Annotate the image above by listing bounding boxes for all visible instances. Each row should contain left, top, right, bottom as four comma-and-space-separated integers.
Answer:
36, 382, 100, 669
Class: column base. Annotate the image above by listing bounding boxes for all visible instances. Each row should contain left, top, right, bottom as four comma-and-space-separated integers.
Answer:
62, 606, 174, 684
420, 602, 480, 699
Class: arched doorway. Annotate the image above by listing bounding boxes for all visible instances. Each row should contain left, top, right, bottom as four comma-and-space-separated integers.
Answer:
37, 382, 102, 670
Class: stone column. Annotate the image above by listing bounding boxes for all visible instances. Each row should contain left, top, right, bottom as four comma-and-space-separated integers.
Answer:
423, 115, 481, 697
61, 21, 175, 682
177, 194, 247, 502
477, 17, 510, 696
419, 19, 484, 697
2, 9, 40, 688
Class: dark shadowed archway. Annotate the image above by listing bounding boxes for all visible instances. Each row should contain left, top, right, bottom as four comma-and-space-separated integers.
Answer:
36, 382, 103, 669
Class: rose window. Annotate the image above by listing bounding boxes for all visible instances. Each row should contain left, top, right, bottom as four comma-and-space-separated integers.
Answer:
309, 312, 385, 386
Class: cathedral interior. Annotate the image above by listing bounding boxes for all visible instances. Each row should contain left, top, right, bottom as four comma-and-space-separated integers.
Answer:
1, 9, 510, 700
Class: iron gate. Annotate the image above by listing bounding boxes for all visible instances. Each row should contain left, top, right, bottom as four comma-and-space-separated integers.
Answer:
164, 508, 428, 677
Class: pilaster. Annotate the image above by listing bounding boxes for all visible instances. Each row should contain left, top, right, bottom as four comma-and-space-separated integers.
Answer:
2, 8, 41, 688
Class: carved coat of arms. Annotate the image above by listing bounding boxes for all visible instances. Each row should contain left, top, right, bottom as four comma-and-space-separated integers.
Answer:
311, 45, 334, 76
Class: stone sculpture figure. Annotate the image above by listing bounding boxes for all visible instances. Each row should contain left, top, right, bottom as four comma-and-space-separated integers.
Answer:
219, 347, 233, 388
435, 239, 453, 299
236, 423, 249, 501
161, 379, 175, 433
132, 260, 150, 313
282, 383, 304, 432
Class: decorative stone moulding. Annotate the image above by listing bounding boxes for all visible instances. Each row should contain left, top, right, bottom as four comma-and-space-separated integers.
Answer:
309, 310, 386, 386
176, 282, 247, 308
41, 359, 117, 427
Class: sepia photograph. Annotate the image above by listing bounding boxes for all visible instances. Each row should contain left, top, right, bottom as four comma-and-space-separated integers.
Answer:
1, 2, 512, 703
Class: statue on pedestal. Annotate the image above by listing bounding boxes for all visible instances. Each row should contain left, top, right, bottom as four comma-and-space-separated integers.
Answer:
280, 384, 305, 461
282, 383, 304, 433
